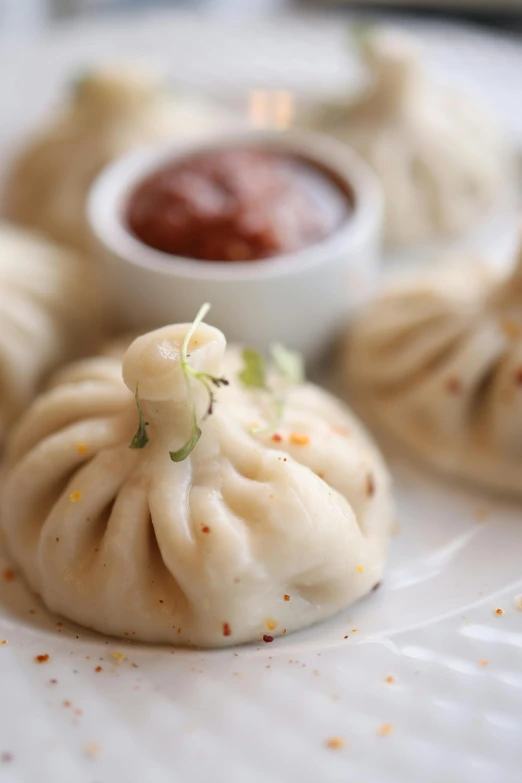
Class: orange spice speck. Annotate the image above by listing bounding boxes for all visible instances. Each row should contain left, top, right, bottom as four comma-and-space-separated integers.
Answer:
357, 565, 364, 573
69, 490, 82, 503
377, 723, 394, 737
514, 368, 522, 386
84, 742, 102, 759
351, 629, 358, 633
474, 506, 490, 523
445, 377, 462, 395
495, 608, 504, 616
95, 666, 102, 672
35, 654, 49, 664
63, 700, 71, 708
282, 629, 287, 634
75, 443, 89, 456
223, 623, 232, 637
501, 318, 522, 340
479, 659, 489, 666
365, 473, 375, 498
331, 426, 350, 436
325, 737, 345, 750
289, 432, 309, 446
271, 433, 283, 443
1, 640, 7, 645
201, 525, 210, 534
265, 618, 278, 631
284, 594, 290, 602
385, 675, 395, 684
3, 569, 15, 582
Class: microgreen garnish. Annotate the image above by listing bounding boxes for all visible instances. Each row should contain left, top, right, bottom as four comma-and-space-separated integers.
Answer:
351, 22, 373, 55
169, 303, 229, 462
238, 348, 268, 390
271, 343, 304, 387
237, 343, 303, 433
130, 384, 149, 449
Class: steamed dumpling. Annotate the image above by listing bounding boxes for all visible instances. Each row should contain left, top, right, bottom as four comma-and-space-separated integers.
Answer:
306, 28, 507, 246
3, 63, 229, 252
348, 244, 522, 494
0, 224, 99, 442
2, 319, 393, 647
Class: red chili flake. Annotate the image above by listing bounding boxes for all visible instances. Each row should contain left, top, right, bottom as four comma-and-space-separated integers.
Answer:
1, 752, 13, 763
445, 377, 462, 395
3, 569, 15, 582
263, 635, 274, 643
271, 433, 283, 442
55, 537, 60, 543
365, 473, 375, 498
28, 610, 36, 615
95, 666, 102, 673
233, 578, 240, 584
159, 600, 164, 604
48, 679, 58, 685
63, 700, 71, 708
35, 654, 49, 664
344, 635, 349, 639
177, 628, 181, 634
514, 368, 522, 386
223, 623, 232, 637
201, 525, 210, 534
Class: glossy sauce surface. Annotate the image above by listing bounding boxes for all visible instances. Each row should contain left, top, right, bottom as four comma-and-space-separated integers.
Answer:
126, 147, 353, 262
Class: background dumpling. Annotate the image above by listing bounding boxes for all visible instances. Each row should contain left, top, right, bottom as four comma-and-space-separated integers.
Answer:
348, 244, 522, 495
2, 319, 393, 647
0, 224, 99, 443
304, 28, 508, 247
2, 62, 230, 253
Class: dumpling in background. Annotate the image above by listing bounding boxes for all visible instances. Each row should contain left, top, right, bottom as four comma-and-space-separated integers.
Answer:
2, 314, 393, 647
2, 63, 230, 253
348, 241, 522, 495
305, 28, 509, 247
0, 224, 100, 442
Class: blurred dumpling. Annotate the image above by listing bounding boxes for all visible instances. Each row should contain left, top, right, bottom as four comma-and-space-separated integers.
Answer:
2, 315, 393, 647
0, 224, 99, 442
305, 28, 508, 246
3, 62, 229, 252
348, 243, 522, 494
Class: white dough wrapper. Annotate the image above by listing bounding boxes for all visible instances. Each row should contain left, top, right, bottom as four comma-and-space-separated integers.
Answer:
349, 241, 522, 495
3, 62, 230, 253
304, 28, 509, 247
2, 320, 393, 647
0, 224, 99, 442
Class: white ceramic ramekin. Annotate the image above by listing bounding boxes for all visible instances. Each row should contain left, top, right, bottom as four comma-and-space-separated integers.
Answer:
88, 129, 383, 363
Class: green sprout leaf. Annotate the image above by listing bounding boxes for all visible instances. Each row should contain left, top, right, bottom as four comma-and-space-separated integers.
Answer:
238, 343, 304, 433
351, 22, 373, 55
237, 348, 267, 389
129, 384, 149, 449
271, 343, 304, 387
169, 303, 228, 463
169, 424, 202, 462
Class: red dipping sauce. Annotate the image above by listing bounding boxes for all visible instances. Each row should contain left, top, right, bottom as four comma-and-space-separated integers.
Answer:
126, 147, 353, 262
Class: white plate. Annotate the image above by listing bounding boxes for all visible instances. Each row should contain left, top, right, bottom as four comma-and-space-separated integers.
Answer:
1, 11, 522, 783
